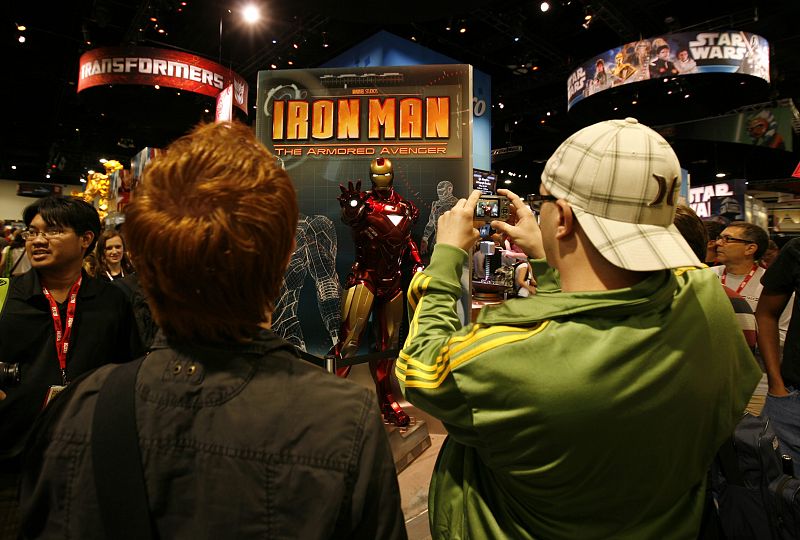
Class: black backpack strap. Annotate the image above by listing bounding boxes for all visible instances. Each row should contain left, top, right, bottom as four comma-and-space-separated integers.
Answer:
717, 435, 745, 486
91, 358, 155, 540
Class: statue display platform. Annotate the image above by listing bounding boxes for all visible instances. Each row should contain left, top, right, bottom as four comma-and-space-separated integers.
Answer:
386, 415, 431, 474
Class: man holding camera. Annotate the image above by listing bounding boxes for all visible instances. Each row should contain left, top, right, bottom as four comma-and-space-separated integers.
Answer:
398, 118, 760, 538
0, 197, 138, 539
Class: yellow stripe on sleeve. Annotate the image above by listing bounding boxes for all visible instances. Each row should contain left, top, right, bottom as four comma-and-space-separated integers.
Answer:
402, 322, 549, 388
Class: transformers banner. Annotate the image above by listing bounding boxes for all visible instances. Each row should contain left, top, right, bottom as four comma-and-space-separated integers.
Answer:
567, 30, 770, 110
78, 46, 249, 114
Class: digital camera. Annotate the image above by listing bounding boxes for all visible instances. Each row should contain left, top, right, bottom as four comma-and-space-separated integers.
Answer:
474, 195, 510, 222
0, 362, 20, 387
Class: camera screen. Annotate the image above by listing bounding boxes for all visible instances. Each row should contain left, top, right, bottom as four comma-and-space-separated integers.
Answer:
476, 199, 500, 218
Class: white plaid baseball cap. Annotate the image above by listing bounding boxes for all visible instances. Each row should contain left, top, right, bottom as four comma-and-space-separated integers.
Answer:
541, 117, 701, 271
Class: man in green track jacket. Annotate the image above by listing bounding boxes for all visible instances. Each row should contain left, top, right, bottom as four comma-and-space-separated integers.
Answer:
398, 118, 761, 539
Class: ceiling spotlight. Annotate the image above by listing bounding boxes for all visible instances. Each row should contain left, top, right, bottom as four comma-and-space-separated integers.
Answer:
716, 172, 727, 178
287, 60, 294, 65
546, 111, 551, 116
18, 35, 25, 43
149, 17, 157, 22
322, 32, 329, 48
292, 42, 299, 49
411, 36, 417, 41
272, 39, 277, 44
45, 174, 50, 179
582, 13, 593, 29
157, 28, 165, 33
498, 102, 505, 109
16, 24, 26, 31
540, 1, 550, 12
532, 65, 539, 71
242, 4, 260, 24
87, 170, 95, 175
181, 1, 187, 5
80, 178, 87, 183
514, 37, 520, 42
11, 165, 17, 170
204, 108, 209, 113
99, 158, 108, 163
504, 179, 512, 184
684, 94, 690, 98
270, 63, 277, 69
154, 84, 160, 89
631, 100, 638, 105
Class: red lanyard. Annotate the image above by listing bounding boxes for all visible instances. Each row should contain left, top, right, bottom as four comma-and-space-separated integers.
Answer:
721, 264, 758, 295
42, 276, 82, 385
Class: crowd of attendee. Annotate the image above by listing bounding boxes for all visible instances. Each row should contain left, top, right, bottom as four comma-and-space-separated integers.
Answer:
0, 118, 796, 539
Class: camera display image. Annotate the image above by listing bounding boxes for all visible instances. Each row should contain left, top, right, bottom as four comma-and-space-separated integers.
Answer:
475, 195, 509, 222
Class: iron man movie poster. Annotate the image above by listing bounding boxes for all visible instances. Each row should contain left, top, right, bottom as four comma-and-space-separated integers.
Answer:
256, 64, 473, 357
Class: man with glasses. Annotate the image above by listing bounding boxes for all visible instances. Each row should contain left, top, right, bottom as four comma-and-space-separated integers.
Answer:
710, 222, 792, 354
0, 196, 139, 539
711, 222, 771, 311
398, 118, 760, 539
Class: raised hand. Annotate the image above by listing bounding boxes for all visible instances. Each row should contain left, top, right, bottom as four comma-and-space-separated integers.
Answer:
491, 189, 545, 260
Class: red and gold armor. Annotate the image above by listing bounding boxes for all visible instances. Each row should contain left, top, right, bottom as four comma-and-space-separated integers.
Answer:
331, 158, 423, 426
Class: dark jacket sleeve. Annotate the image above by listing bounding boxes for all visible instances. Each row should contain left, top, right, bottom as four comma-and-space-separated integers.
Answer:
343, 391, 408, 540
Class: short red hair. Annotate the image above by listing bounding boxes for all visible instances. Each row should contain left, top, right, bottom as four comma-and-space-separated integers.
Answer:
125, 121, 298, 343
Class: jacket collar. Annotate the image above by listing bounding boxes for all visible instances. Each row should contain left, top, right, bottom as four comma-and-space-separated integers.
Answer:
477, 269, 677, 325
150, 328, 297, 361
16, 268, 101, 301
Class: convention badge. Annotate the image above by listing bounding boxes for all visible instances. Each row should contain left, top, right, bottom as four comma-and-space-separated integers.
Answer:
43, 384, 66, 408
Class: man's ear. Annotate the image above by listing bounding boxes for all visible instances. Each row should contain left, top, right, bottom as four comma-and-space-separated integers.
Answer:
81, 231, 95, 253
744, 243, 758, 259
554, 199, 575, 240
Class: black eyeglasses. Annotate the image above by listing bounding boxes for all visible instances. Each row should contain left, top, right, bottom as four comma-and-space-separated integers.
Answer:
526, 194, 559, 212
717, 234, 754, 245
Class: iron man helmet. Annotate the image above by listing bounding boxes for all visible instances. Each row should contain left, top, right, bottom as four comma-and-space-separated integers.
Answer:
370, 158, 393, 191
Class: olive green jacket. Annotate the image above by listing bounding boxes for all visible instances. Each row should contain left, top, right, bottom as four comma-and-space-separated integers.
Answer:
398, 244, 760, 539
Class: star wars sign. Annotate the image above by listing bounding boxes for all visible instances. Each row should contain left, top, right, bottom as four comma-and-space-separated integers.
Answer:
689, 181, 735, 218
78, 46, 248, 114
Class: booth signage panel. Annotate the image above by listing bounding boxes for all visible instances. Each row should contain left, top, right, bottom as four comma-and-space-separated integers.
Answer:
567, 30, 770, 110
255, 64, 473, 355
78, 46, 249, 114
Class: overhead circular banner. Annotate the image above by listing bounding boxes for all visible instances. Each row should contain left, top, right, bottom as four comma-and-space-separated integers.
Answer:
567, 30, 770, 111
78, 46, 249, 114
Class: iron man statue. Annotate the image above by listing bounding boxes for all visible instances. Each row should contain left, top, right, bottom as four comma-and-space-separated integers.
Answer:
330, 157, 423, 426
